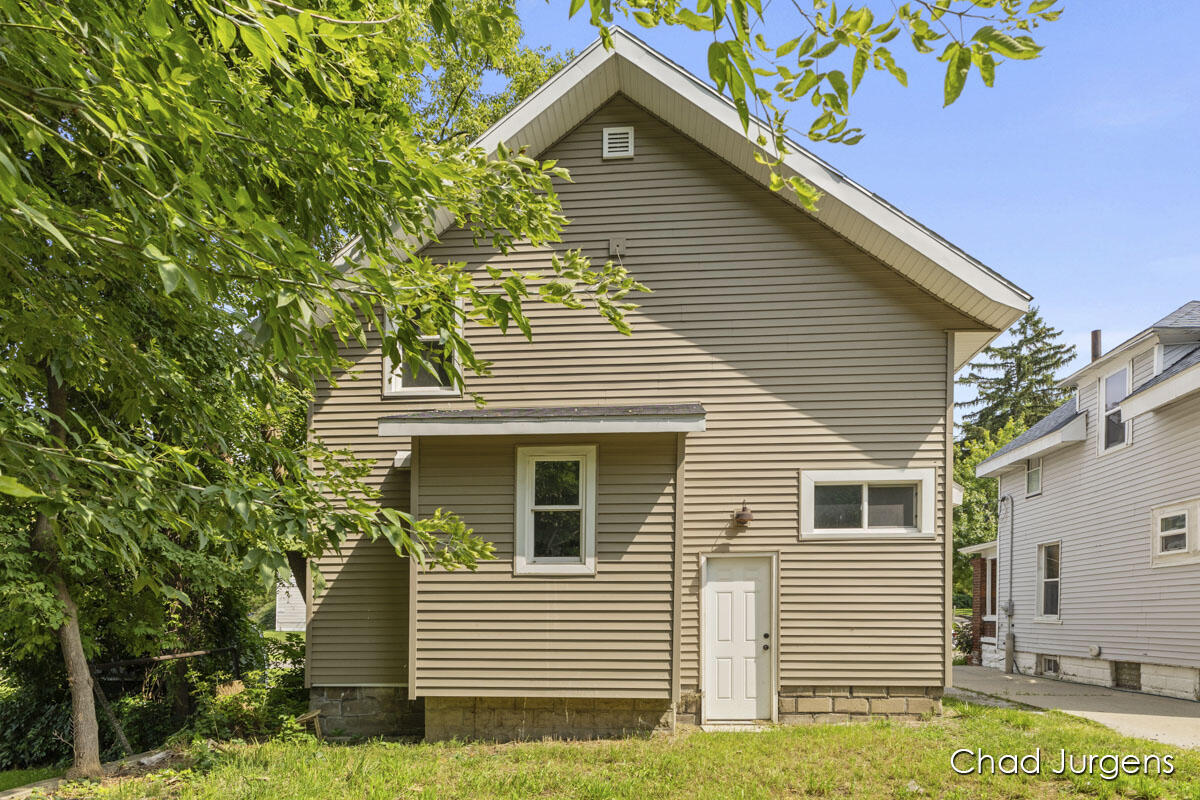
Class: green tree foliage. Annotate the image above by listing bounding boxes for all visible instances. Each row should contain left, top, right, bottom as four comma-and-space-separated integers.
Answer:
583, 0, 1061, 206
951, 418, 1025, 596
0, 0, 637, 775
957, 307, 1078, 440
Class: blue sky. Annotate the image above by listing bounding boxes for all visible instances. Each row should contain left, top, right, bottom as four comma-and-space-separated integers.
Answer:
515, 0, 1200, 379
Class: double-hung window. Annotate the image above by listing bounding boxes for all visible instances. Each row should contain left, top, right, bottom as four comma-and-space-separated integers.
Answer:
800, 469, 936, 538
1151, 500, 1200, 566
1036, 542, 1061, 620
1100, 365, 1130, 451
514, 446, 597, 575
1025, 458, 1043, 497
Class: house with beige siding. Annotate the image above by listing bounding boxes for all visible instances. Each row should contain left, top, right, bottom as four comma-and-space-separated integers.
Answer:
304, 28, 1030, 739
970, 302, 1200, 700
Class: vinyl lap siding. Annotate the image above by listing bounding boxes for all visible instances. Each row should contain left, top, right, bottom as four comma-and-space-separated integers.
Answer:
997, 354, 1200, 668
414, 434, 676, 697
306, 471, 411, 687
309, 94, 979, 692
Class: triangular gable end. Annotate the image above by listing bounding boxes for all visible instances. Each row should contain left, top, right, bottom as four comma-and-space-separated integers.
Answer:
347, 27, 1030, 368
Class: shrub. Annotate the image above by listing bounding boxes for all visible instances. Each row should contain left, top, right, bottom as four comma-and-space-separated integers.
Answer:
951, 618, 973, 655
186, 640, 305, 742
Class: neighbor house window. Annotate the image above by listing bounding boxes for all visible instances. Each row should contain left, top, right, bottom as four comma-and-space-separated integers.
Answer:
514, 445, 597, 575
382, 312, 460, 397
1100, 365, 1130, 451
800, 469, 936, 538
1036, 542, 1060, 620
1151, 500, 1200, 567
1025, 458, 1043, 497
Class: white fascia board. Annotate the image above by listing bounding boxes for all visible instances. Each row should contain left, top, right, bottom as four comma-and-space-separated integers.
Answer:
1121, 361, 1200, 418
959, 540, 997, 557
975, 414, 1087, 478
378, 413, 706, 437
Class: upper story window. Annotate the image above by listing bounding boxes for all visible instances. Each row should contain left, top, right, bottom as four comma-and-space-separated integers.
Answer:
1100, 364, 1130, 452
800, 468, 936, 539
1151, 499, 1200, 567
1025, 458, 1043, 497
382, 313, 460, 398
1036, 541, 1061, 621
514, 445, 597, 575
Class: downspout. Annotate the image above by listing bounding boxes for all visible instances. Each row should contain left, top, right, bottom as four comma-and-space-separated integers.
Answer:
998, 493, 1016, 674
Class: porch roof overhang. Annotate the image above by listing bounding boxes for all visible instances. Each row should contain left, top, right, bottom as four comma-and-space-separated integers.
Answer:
378, 403, 706, 437
975, 411, 1088, 478
959, 540, 997, 558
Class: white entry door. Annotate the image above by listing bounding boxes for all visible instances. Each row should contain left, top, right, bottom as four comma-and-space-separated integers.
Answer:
703, 555, 773, 721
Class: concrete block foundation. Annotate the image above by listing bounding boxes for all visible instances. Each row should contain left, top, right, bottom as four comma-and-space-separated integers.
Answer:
424, 696, 674, 741
309, 687, 423, 738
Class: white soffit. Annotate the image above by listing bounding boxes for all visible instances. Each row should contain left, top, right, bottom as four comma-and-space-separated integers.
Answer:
975, 414, 1087, 478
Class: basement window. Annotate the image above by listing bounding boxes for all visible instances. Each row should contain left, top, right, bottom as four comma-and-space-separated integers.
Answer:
602, 126, 635, 159
800, 469, 936, 539
514, 445, 597, 576
1037, 655, 1060, 676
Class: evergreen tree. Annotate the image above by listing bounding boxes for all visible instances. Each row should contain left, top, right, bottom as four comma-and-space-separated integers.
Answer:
957, 307, 1077, 441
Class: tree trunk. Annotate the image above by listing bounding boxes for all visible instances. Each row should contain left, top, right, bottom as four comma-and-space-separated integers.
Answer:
30, 366, 104, 779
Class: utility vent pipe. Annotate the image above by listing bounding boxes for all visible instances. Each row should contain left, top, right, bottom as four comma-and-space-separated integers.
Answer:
1091, 330, 1103, 362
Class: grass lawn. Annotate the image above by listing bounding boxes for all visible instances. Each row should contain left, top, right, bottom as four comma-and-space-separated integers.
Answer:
0, 766, 60, 792
50, 699, 1199, 800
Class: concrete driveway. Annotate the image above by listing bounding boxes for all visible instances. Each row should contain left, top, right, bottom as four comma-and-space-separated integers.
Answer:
952, 666, 1200, 749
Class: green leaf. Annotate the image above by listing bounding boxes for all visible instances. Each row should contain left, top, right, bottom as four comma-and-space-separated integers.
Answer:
826, 70, 849, 107
676, 8, 716, 31
942, 44, 971, 106
707, 41, 729, 91
851, 47, 868, 91
0, 475, 43, 499
157, 260, 183, 295
776, 37, 801, 58
145, 0, 170, 38
972, 26, 1043, 60
979, 53, 996, 87
1029, 0, 1057, 11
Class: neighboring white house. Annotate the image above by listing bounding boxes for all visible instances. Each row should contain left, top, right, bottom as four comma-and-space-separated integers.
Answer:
969, 301, 1200, 701
275, 577, 306, 632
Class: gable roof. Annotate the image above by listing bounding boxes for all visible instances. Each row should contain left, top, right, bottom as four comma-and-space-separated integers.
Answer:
975, 397, 1087, 477
340, 27, 1030, 366
1058, 300, 1200, 388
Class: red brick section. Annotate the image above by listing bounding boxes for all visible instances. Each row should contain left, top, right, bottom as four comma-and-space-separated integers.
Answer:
969, 556, 984, 666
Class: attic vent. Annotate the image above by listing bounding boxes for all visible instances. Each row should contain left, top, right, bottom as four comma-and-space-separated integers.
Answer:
602, 126, 634, 159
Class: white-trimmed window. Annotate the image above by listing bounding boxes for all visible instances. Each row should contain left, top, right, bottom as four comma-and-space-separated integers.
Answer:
1025, 458, 1043, 497
1099, 364, 1131, 452
382, 314, 460, 398
800, 468, 936, 539
514, 445, 597, 575
1151, 499, 1200, 567
1036, 542, 1061, 621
